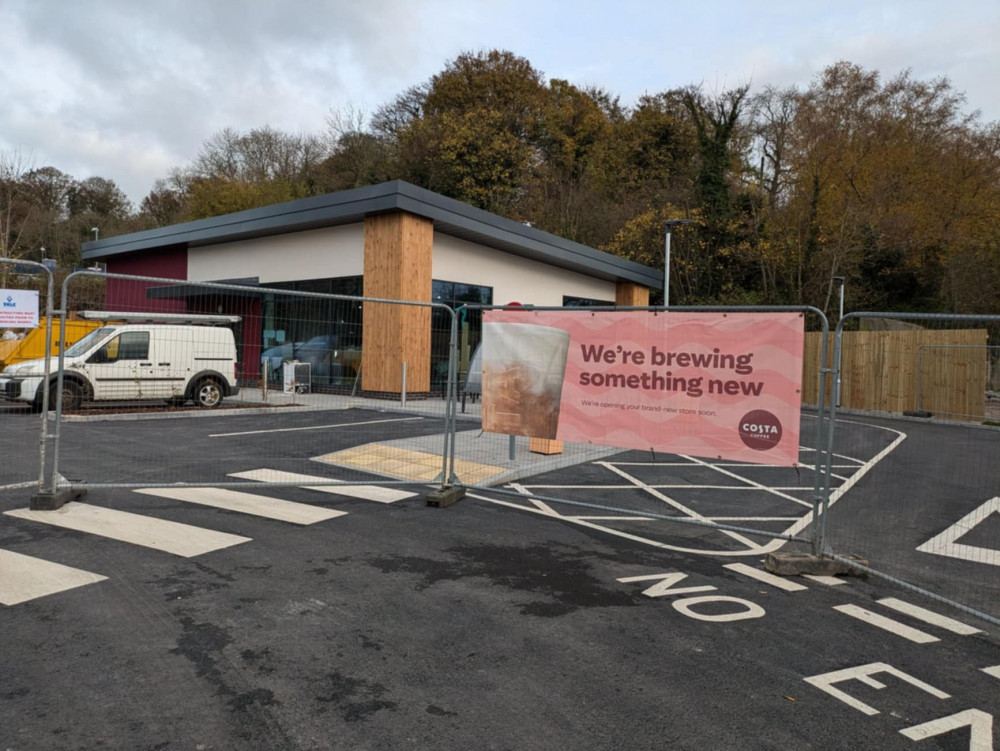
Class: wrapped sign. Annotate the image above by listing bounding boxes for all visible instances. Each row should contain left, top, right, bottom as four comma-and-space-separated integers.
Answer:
482, 310, 804, 466
0, 289, 39, 328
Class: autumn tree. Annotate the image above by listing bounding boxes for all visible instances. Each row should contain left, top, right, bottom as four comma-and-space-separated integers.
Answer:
764, 62, 1000, 314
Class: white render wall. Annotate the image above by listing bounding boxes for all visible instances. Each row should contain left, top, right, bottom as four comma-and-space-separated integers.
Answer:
186, 221, 619, 304
432, 233, 616, 306
187, 225, 364, 283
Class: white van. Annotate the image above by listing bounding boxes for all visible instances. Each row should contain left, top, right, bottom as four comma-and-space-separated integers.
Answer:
0, 313, 240, 410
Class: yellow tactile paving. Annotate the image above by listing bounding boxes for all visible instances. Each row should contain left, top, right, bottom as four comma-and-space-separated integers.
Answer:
315, 445, 505, 485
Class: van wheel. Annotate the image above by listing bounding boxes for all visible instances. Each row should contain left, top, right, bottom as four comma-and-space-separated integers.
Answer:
194, 378, 223, 408
53, 380, 83, 411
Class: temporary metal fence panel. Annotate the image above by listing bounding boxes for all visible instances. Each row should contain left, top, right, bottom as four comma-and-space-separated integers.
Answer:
0, 258, 54, 492
452, 305, 835, 560
819, 312, 1000, 625
46, 271, 459, 499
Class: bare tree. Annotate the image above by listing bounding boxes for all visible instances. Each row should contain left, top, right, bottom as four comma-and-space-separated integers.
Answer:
0, 149, 36, 285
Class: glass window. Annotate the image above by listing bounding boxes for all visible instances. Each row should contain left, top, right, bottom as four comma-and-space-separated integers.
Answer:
118, 332, 150, 360
261, 276, 364, 389
91, 331, 149, 363
430, 279, 493, 392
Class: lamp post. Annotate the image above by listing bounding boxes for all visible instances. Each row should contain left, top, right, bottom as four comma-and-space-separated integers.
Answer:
831, 276, 845, 324
831, 276, 845, 406
664, 219, 693, 308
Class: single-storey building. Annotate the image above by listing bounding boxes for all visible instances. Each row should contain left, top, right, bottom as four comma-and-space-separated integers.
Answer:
82, 180, 658, 395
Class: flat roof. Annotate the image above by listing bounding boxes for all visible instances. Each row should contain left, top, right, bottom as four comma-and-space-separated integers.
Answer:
83, 180, 662, 289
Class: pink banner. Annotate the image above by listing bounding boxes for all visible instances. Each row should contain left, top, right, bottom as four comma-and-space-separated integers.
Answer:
481, 310, 804, 466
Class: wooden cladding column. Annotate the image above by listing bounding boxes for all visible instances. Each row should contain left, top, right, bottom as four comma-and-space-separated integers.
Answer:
362, 212, 433, 394
615, 282, 650, 307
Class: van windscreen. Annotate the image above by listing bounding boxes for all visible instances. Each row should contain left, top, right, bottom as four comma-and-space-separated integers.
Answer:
64, 327, 114, 357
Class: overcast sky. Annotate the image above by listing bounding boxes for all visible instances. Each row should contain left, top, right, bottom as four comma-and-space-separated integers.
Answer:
2, 0, 997, 206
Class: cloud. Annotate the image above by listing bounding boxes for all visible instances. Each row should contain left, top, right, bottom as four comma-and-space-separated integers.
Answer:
1, 0, 996, 205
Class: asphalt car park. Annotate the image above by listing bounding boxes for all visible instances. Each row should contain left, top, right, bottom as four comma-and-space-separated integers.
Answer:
1, 406, 998, 749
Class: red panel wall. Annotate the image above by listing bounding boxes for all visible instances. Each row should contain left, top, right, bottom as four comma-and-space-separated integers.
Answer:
106, 249, 262, 382
105, 248, 188, 313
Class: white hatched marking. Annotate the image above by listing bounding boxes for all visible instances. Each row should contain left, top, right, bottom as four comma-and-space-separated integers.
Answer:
0, 549, 107, 606
472, 492, 789, 557
508, 483, 560, 516
597, 462, 765, 551
803, 575, 847, 586
4, 503, 250, 558
229, 469, 414, 504
678, 455, 813, 509
724, 563, 808, 591
608, 461, 857, 469
568, 516, 654, 521
876, 597, 982, 635
523, 484, 819, 491
833, 604, 939, 643
134, 487, 346, 525
984, 666, 1000, 679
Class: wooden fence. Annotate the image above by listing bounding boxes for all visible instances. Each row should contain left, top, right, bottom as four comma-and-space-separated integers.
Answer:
803, 329, 989, 420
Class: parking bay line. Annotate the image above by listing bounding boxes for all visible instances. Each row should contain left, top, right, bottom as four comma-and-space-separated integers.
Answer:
4, 503, 251, 558
134, 487, 348, 525
209, 416, 424, 438
228, 469, 415, 504
0, 549, 107, 606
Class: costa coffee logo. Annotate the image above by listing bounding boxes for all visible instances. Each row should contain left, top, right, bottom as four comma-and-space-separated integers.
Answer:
738, 410, 782, 451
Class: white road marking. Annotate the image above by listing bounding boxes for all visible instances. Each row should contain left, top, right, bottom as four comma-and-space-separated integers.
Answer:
678, 455, 814, 509
876, 597, 982, 635
134, 487, 346, 525
916, 496, 1000, 567
521, 484, 822, 491
724, 563, 808, 591
209, 416, 423, 438
597, 462, 767, 551
833, 604, 939, 643
0, 549, 107, 606
711, 516, 801, 522
804, 662, 950, 716
672, 596, 766, 622
480, 419, 904, 558
899, 709, 994, 748
617, 572, 716, 598
228, 469, 414, 503
803, 575, 848, 586
472, 492, 777, 557
984, 666, 1000, 679
508, 483, 560, 516
4, 503, 250, 558
782, 423, 907, 540
608, 461, 858, 468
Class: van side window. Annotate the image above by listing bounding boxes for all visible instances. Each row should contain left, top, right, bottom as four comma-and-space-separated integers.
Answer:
117, 332, 150, 360
91, 332, 150, 363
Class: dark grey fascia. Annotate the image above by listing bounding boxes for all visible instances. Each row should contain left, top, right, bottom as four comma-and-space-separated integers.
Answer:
83, 180, 662, 289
